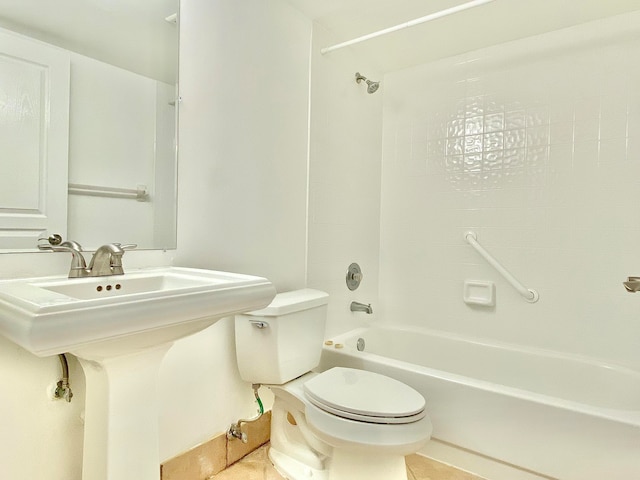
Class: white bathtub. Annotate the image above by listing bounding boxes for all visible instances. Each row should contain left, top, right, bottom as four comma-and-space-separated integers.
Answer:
318, 326, 640, 480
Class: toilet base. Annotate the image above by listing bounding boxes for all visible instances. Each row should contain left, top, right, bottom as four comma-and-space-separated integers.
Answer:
329, 450, 408, 480
269, 446, 328, 480
269, 446, 408, 480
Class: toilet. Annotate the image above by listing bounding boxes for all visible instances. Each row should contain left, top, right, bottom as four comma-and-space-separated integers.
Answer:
235, 289, 432, 480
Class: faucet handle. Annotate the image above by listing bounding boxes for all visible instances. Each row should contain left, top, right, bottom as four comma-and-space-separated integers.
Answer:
38, 234, 63, 246
37, 235, 83, 253
106, 244, 136, 275
37, 238, 87, 277
39, 241, 84, 254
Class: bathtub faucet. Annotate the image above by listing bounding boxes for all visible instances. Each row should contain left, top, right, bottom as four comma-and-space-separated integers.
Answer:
350, 301, 373, 314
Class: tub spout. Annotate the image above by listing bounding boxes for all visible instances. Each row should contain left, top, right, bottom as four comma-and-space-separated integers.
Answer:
350, 301, 373, 314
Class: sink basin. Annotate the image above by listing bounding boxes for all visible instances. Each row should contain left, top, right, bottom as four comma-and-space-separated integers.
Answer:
0, 266, 276, 358
0, 266, 276, 480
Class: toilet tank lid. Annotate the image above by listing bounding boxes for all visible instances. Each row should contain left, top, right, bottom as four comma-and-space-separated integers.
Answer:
243, 288, 328, 317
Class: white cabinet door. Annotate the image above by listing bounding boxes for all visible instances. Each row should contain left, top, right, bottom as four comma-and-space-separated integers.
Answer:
0, 29, 69, 249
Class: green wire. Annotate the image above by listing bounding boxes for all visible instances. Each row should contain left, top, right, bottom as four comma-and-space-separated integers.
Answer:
254, 386, 264, 415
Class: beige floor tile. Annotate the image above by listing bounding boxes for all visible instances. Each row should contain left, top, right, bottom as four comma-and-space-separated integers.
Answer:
406, 453, 487, 480
161, 434, 226, 480
212, 444, 485, 480
209, 461, 277, 480
210, 445, 283, 480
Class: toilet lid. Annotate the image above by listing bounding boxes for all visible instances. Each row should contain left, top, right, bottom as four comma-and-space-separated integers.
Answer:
303, 367, 426, 425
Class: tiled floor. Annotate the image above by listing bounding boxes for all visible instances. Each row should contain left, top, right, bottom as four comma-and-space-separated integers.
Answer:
210, 443, 486, 480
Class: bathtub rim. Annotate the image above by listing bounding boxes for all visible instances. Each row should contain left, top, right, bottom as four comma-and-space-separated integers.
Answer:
322, 324, 640, 428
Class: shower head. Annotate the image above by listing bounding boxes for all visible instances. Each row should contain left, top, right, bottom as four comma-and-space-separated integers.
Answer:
355, 72, 380, 94
366, 79, 379, 94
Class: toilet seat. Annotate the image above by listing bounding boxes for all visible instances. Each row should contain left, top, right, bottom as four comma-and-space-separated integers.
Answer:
303, 367, 426, 424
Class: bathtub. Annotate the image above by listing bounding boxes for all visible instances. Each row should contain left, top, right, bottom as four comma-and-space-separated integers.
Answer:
318, 326, 640, 480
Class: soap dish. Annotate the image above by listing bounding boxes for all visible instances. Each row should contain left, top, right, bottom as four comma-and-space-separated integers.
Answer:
463, 280, 495, 306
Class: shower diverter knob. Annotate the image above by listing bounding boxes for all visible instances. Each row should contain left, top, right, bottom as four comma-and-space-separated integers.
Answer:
346, 263, 363, 291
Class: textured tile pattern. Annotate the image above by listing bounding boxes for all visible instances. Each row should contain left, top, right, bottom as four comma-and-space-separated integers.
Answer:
378, 12, 640, 367
211, 444, 486, 480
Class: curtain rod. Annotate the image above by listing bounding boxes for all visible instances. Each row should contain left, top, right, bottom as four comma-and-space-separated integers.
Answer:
320, 0, 496, 55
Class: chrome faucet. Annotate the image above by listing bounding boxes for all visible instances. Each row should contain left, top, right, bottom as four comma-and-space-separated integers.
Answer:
87, 243, 136, 277
350, 301, 373, 314
38, 237, 136, 278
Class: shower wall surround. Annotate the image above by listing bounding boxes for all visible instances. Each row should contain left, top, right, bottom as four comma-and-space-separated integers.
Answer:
379, 12, 640, 367
306, 24, 383, 337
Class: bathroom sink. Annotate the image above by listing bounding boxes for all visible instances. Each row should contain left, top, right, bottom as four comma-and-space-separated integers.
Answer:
0, 266, 276, 358
0, 265, 276, 480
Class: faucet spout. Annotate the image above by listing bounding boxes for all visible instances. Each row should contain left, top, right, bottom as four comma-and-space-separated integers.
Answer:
350, 301, 373, 314
88, 244, 124, 276
87, 243, 136, 277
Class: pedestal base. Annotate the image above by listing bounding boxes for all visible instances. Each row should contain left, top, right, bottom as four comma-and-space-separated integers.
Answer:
77, 343, 173, 480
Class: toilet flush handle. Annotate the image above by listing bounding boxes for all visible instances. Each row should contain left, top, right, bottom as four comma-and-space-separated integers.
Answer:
249, 320, 269, 329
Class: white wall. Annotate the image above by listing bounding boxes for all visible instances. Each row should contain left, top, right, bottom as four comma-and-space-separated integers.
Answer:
175, 0, 310, 288
379, 12, 640, 367
164, 0, 312, 461
0, 0, 311, 475
306, 24, 383, 337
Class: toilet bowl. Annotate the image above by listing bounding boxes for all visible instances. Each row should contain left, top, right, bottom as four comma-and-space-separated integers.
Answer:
269, 369, 432, 480
235, 289, 431, 480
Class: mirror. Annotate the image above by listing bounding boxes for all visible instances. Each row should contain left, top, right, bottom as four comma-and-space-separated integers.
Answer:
0, 0, 179, 252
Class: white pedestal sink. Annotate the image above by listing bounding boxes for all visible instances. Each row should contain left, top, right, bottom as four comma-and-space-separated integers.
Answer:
0, 267, 276, 480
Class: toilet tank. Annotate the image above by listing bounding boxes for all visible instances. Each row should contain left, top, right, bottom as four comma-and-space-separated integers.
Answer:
235, 289, 329, 384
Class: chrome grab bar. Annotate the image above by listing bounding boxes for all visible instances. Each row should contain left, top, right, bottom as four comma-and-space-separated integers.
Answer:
464, 231, 539, 303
